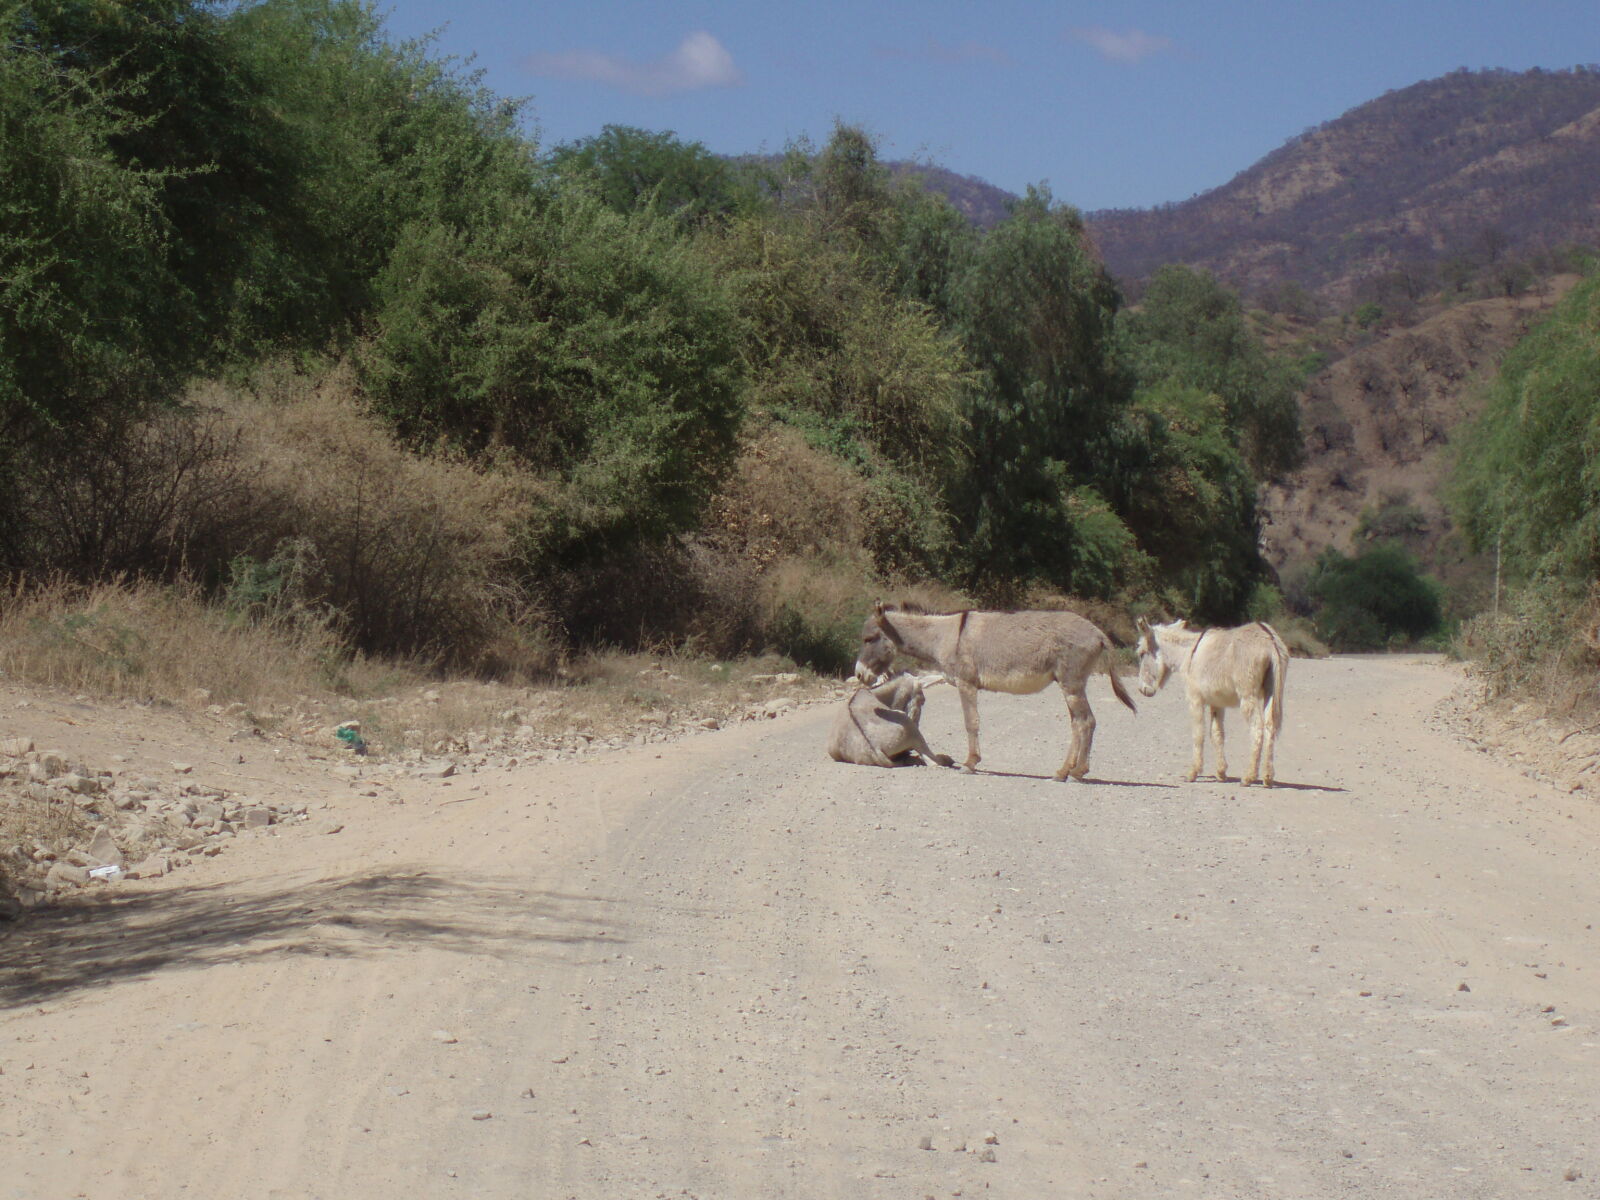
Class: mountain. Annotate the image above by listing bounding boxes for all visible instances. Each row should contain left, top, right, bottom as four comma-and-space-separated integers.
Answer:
887, 161, 1015, 227
1082, 67, 1600, 305
888, 68, 1600, 599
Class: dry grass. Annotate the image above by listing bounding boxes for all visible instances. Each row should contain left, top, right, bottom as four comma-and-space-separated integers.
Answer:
0, 575, 364, 712
0, 574, 836, 765
1272, 615, 1332, 659
705, 425, 873, 569
207, 368, 551, 669
1457, 584, 1600, 721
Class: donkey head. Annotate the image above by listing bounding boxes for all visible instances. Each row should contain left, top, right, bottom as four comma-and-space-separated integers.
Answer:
854, 603, 901, 685
1134, 616, 1174, 697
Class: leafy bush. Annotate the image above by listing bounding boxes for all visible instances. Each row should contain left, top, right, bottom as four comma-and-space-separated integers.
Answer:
548, 124, 755, 231
1308, 543, 1443, 650
1352, 301, 1385, 329
359, 191, 744, 560
1452, 272, 1600, 587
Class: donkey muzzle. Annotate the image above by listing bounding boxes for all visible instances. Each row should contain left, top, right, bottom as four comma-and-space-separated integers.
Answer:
853, 661, 885, 687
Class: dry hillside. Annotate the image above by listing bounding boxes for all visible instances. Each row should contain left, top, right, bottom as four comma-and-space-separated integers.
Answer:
1260, 277, 1579, 596
1085, 67, 1600, 304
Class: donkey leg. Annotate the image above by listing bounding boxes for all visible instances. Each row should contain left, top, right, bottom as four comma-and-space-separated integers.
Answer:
1210, 708, 1229, 781
1240, 696, 1264, 785
1055, 686, 1095, 781
1261, 712, 1277, 787
907, 724, 955, 769
957, 683, 982, 773
1186, 698, 1207, 782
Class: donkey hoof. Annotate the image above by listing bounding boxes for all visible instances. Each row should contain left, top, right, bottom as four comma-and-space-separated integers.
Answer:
960, 763, 978, 775
1183, 770, 1199, 783
934, 754, 955, 768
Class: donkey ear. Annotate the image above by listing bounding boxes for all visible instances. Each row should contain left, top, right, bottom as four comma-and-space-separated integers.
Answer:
873, 601, 886, 618
1136, 615, 1151, 633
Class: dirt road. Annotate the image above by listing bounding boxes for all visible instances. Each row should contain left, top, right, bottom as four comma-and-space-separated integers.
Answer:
3, 655, 1599, 1199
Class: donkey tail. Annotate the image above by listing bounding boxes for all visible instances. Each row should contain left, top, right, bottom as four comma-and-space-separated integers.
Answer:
1104, 645, 1137, 714
1262, 637, 1288, 733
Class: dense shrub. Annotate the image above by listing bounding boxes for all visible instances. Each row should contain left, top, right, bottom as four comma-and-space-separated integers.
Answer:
1308, 543, 1443, 650
1457, 580, 1600, 705
1453, 272, 1600, 586
759, 558, 879, 675
359, 191, 744, 561
0, 406, 261, 578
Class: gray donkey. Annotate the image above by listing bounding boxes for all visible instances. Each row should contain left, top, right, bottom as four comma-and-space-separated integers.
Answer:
855, 603, 1136, 781
828, 672, 955, 768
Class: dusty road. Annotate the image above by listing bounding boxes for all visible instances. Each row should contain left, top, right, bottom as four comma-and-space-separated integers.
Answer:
3, 655, 1599, 1199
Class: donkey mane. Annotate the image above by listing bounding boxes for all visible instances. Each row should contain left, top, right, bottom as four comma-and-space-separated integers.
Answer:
888, 600, 970, 616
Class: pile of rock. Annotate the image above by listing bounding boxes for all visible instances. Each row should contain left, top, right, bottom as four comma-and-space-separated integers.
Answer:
1, 738, 308, 915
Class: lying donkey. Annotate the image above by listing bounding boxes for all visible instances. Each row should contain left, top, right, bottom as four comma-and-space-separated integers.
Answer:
828, 672, 955, 768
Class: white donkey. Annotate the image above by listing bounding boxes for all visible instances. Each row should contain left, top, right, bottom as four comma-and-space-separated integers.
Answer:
828, 672, 955, 768
1135, 617, 1289, 787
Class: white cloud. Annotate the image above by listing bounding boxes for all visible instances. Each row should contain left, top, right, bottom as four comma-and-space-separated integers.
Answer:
527, 31, 744, 97
1070, 26, 1173, 65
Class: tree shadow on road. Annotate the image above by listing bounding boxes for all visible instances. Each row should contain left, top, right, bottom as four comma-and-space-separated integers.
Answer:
0, 868, 622, 1008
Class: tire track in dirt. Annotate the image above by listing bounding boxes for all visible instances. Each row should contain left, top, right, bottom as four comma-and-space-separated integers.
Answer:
5, 656, 1600, 1199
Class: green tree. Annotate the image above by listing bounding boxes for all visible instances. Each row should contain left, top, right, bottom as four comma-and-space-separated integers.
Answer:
0, 15, 180, 439
890, 185, 977, 319
233, 0, 545, 331
1121, 265, 1304, 480
358, 190, 745, 557
11, 0, 348, 363
1452, 271, 1600, 588
549, 124, 751, 231
948, 186, 1137, 596
1120, 382, 1264, 622
1309, 542, 1442, 649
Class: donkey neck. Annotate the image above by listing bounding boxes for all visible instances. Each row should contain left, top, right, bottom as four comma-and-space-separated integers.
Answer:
1155, 624, 1204, 668
884, 610, 968, 667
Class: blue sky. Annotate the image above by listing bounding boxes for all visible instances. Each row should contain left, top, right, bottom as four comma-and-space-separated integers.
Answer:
375, 1, 1600, 213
